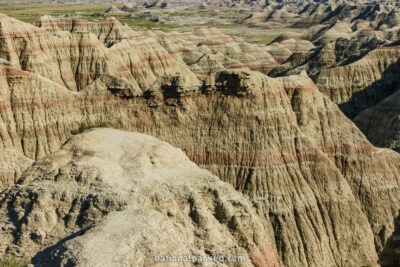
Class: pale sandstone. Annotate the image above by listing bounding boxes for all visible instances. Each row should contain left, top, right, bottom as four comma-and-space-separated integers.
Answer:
0, 128, 282, 267
0, 149, 32, 191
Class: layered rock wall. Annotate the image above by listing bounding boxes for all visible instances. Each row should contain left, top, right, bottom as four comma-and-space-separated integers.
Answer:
354, 89, 400, 152
0, 15, 399, 267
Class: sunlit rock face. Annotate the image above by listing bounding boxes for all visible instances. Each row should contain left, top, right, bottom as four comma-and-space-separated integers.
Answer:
0, 14, 399, 267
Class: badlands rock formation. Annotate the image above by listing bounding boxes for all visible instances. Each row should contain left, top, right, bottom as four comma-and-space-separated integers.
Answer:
242, 0, 400, 29
268, 16, 400, 118
380, 211, 400, 266
233, 0, 400, 121
0, 149, 32, 191
0, 128, 282, 266
313, 43, 400, 118
0, 13, 399, 267
29, 15, 276, 90
354, 89, 400, 152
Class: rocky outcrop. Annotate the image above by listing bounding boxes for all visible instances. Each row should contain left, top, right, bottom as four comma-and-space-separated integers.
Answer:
257, 1, 400, 119
1, 15, 400, 267
0, 62, 394, 266
265, 43, 293, 64
380, 212, 400, 266
314, 43, 400, 118
270, 32, 400, 118
157, 27, 278, 76
0, 149, 32, 191
33, 15, 277, 81
2, 14, 199, 93
314, 21, 353, 45
354, 89, 400, 152
0, 128, 282, 266
23, 13, 400, 122
0, 64, 83, 159
269, 33, 386, 78
241, 1, 400, 29
84, 74, 142, 98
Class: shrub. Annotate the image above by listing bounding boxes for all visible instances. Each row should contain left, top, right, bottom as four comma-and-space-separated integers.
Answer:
71, 122, 109, 135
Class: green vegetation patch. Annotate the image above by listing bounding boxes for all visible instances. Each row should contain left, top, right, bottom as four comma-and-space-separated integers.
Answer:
71, 122, 109, 135
0, 3, 109, 23
214, 24, 239, 29
243, 28, 303, 44
0, 4, 179, 31
0, 256, 30, 267
165, 10, 212, 17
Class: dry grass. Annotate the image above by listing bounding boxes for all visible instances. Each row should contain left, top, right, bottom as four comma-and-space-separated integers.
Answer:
0, 256, 30, 267
219, 27, 303, 44
0, 3, 179, 31
0, 3, 301, 42
0, 3, 109, 22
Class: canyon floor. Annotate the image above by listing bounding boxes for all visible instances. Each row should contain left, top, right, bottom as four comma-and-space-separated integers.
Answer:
0, 0, 400, 266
